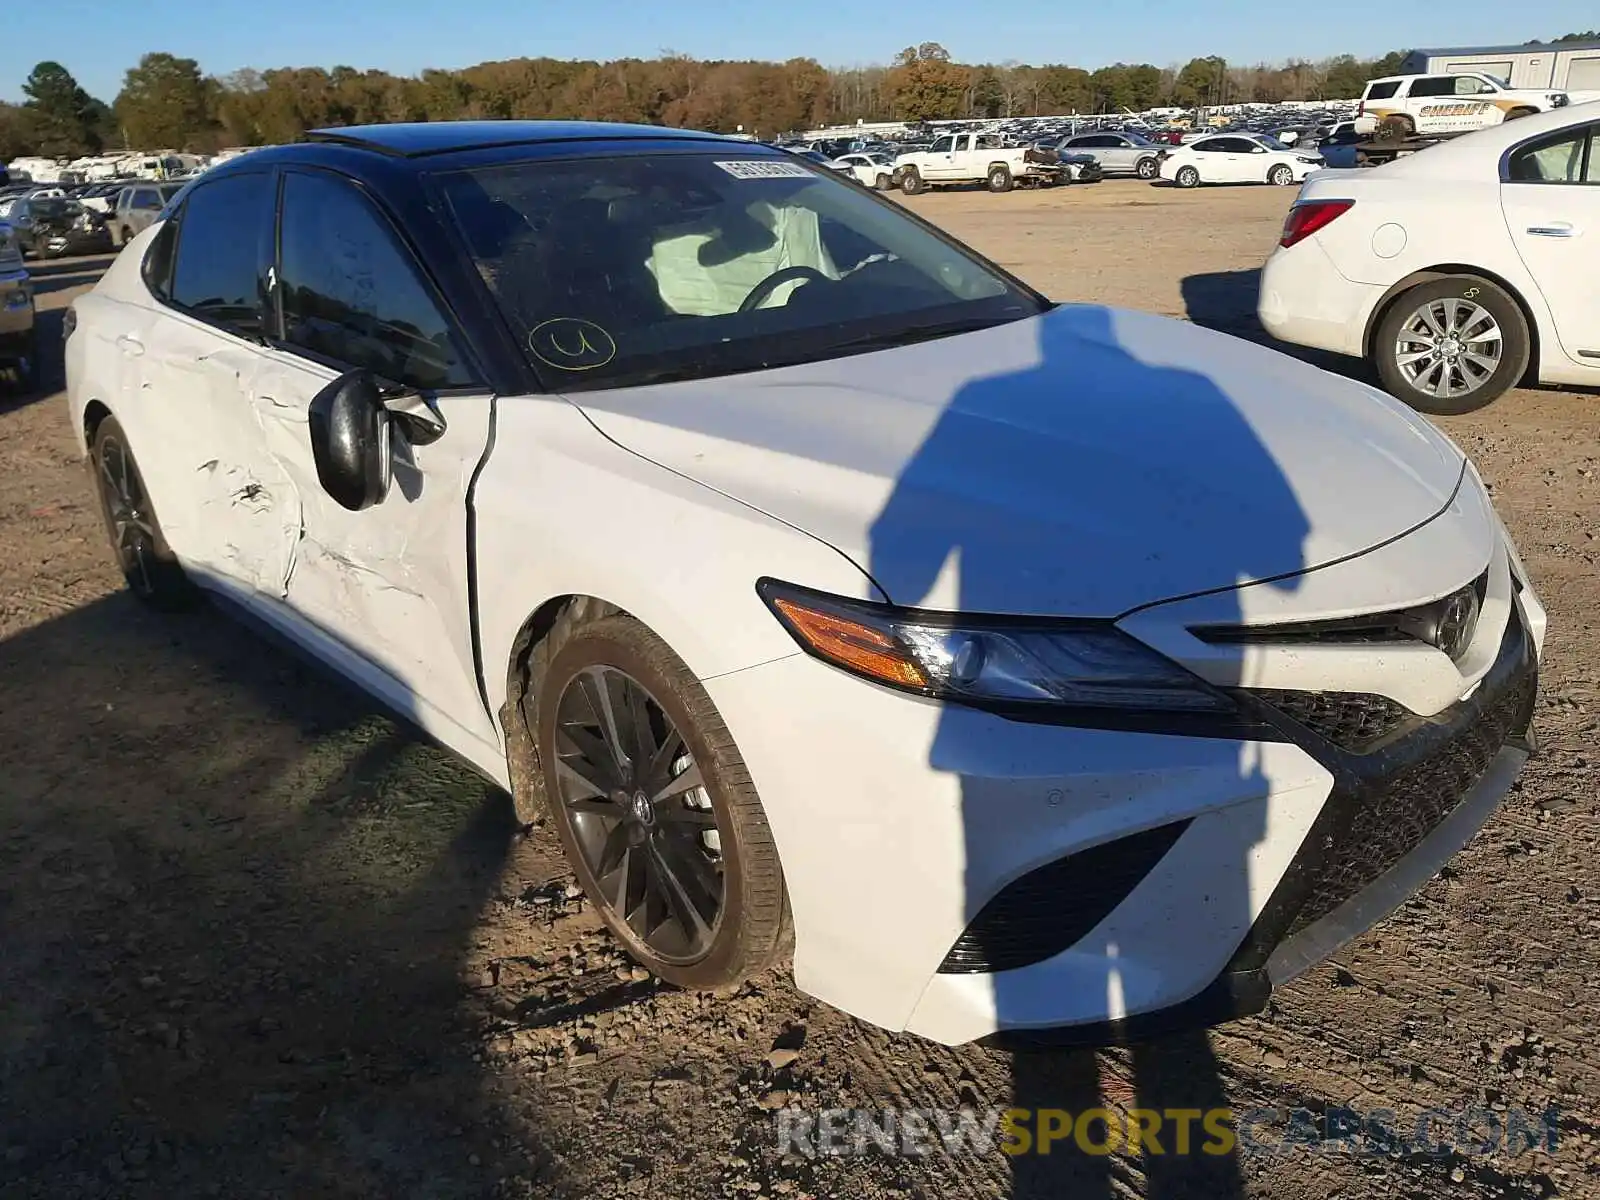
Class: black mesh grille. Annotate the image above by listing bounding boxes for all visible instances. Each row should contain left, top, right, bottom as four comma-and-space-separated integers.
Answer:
938, 821, 1190, 975
1254, 689, 1412, 752
1284, 668, 1537, 938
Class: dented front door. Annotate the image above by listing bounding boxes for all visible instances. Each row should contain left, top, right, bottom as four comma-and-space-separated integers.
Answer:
248, 346, 498, 749
130, 308, 300, 597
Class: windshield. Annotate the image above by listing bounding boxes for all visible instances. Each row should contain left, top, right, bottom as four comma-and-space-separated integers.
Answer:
438, 152, 1042, 391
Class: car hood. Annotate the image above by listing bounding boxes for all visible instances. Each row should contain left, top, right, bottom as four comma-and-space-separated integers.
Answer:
567, 304, 1465, 616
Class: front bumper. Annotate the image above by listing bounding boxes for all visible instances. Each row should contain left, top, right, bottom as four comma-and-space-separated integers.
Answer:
38, 227, 112, 257
709, 529, 1545, 1046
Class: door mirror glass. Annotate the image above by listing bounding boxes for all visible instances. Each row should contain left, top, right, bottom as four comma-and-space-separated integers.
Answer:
308, 369, 391, 511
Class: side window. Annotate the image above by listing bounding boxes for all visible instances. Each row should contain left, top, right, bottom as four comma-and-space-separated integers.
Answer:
1192, 140, 1222, 153
1507, 127, 1597, 184
168, 173, 272, 335
1410, 77, 1456, 97
277, 171, 475, 391
1456, 76, 1494, 96
1365, 80, 1402, 100
929, 136, 954, 154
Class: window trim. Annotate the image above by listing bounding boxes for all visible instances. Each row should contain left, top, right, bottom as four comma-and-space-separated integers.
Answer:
268, 164, 486, 393
155, 171, 274, 342
1499, 122, 1598, 186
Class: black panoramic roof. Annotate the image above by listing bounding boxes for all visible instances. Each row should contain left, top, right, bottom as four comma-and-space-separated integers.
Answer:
305, 120, 736, 159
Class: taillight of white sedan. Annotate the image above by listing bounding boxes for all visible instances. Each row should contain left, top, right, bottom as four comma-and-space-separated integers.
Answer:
1259, 103, 1600, 413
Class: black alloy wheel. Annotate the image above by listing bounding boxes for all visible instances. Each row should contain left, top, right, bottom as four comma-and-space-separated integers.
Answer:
552, 664, 724, 964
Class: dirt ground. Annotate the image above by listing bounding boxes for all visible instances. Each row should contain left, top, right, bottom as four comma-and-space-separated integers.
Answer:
2, 181, 1598, 1200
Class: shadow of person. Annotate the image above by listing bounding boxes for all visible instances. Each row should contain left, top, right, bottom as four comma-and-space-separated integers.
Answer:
867, 303, 1312, 1197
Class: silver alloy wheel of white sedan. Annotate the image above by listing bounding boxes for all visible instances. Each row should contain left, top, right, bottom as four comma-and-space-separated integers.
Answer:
1392, 296, 1504, 400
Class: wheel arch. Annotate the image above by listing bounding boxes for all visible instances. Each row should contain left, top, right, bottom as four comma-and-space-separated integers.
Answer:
1361, 264, 1541, 383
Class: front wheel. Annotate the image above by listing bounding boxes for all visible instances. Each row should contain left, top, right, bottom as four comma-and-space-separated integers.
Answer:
1269, 163, 1295, 186
986, 164, 1012, 193
1135, 157, 1159, 180
526, 607, 789, 990
89, 416, 198, 609
1174, 165, 1201, 189
899, 168, 925, 196
874, 173, 893, 191
1372, 276, 1531, 414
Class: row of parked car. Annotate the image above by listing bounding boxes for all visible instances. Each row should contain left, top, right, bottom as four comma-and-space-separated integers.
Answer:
0, 179, 183, 260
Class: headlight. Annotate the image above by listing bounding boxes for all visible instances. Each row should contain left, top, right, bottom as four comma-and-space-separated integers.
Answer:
757, 580, 1231, 713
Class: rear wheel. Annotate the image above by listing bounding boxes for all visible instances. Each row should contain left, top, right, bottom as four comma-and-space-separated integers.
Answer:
1373, 276, 1530, 414
1135, 157, 1159, 179
1505, 106, 1538, 121
525, 607, 789, 990
89, 416, 198, 609
986, 164, 1013, 193
1268, 163, 1295, 186
1174, 165, 1201, 189
1380, 114, 1415, 138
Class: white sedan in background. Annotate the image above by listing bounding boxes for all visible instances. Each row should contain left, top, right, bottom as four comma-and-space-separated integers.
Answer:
1160, 133, 1325, 189
826, 152, 897, 190
1259, 103, 1600, 413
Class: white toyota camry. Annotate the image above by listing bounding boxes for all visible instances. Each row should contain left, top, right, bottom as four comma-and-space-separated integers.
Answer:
66, 122, 1545, 1047
1259, 103, 1600, 413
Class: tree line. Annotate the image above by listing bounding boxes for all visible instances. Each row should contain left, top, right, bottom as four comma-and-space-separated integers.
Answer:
1, 33, 1593, 159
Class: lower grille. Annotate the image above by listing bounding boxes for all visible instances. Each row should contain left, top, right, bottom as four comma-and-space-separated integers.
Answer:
937, 820, 1189, 975
1254, 688, 1412, 752
1283, 667, 1536, 938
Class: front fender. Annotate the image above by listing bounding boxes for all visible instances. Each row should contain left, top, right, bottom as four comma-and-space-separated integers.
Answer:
472, 394, 883, 724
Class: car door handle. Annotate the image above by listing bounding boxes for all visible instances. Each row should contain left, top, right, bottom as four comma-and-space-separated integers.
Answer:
115, 334, 144, 357
1526, 223, 1575, 237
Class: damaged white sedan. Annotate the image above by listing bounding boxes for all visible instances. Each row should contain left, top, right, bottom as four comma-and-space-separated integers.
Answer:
66, 121, 1545, 1047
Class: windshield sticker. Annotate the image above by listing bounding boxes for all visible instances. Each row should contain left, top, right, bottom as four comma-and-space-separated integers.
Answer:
528, 318, 617, 371
713, 160, 814, 180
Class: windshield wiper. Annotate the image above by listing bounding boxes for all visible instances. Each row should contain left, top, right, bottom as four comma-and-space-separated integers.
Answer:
824, 313, 1031, 355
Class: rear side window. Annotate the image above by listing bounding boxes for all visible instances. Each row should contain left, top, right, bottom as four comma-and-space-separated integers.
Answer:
1409, 77, 1456, 98
168, 173, 272, 336
1507, 126, 1598, 183
1365, 80, 1402, 100
276, 170, 475, 391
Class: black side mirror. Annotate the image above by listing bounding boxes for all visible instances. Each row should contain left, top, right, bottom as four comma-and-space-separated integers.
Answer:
308, 369, 391, 511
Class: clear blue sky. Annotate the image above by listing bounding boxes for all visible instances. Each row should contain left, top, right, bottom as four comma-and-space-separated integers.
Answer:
3, 0, 1594, 104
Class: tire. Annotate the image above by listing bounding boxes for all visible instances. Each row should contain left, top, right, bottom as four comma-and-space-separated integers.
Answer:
1135, 157, 1159, 180
874, 173, 893, 191
1505, 107, 1537, 121
899, 167, 925, 196
986, 164, 1013, 193
1380, 114, 1415, 139
523, 605, 789, 990
1174, 165, 1201, 189
1268, 163, 1295, 186
1372, 276, 1531, 415
89, 416, 199, 609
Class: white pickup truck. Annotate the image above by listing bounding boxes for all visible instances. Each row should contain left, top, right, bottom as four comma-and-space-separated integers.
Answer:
894, 132, 1064, 194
